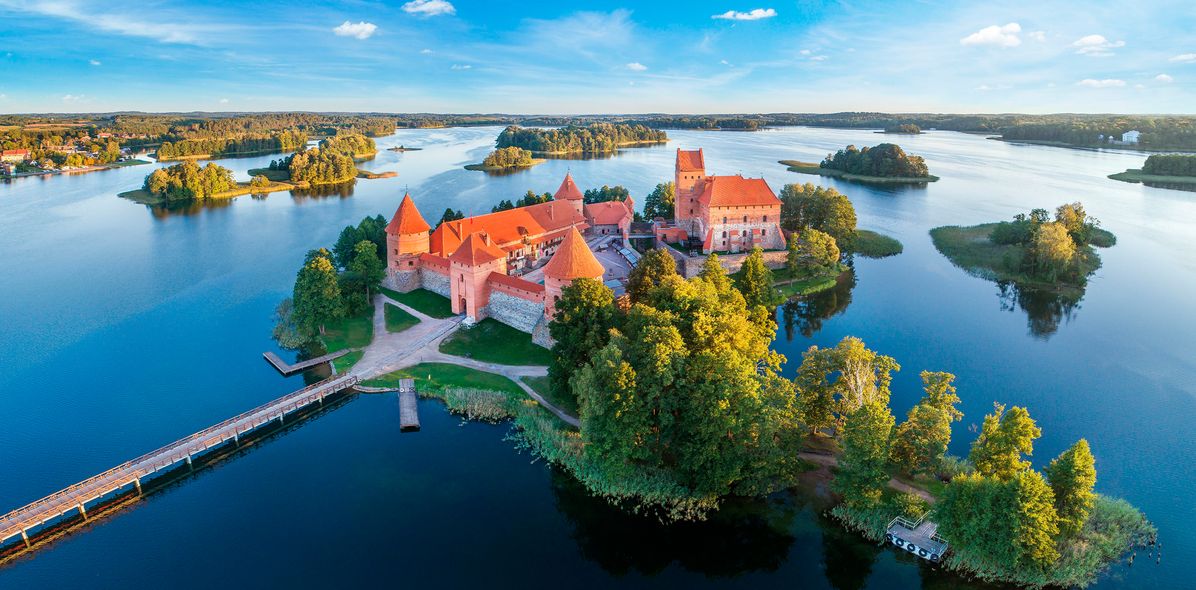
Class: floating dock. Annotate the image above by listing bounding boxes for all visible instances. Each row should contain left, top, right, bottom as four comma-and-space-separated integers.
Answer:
398, 378, 420, 432
263, 350, 350, 376
885, 515, 949, 562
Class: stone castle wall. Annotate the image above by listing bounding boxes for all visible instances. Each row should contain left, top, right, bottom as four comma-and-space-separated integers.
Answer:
531, 315, 554, 348
483, 290, 544, 334
386, 269, 422, 293
420, 267, 451, 298
679, 249, 788, 277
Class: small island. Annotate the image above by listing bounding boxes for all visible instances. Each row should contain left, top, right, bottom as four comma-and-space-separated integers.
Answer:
1109, 153, 1196, 191
251, 133, 382, 185
882, 123, 922, 134
496, 123, 667, 155
780, 143, 938, 183
118, 160, 299, 205
387, 145, 422, 152
930, 203, 1116, 295
464, 146, 545, 171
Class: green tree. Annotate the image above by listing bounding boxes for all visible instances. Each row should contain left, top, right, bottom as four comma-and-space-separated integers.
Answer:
794, 345, 837, 435
437, 208, 464, 228
249, 174, 271, 189
548, 277, 616, 403
734, 247, 778, 309
625, 248, 678, 305
890, 403, 952, 475
643, 181, 675, 220
482, 146, 534, 168
970, 404, 1041, 480
778, 183, 858, 249
938, 471, 1059, 570
833, 401, 895, 508
583, 184, 631, 204
920, 371, 964, 422
292, 254, 343, 335
1010, 469, 1061, 567
348, 239, 385, 299
786, 233, 800, 275
796, 228, 840, 273
794, 336, 899, 430
696, 253, 732, 294
1045, 439, 1097, 537
1030, 222, 1077, 281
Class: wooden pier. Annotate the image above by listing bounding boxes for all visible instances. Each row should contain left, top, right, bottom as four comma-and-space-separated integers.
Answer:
263, 349, 350, 376
398, 378, 420, 432
0, 374, 358, 549
885, 514, 949, 562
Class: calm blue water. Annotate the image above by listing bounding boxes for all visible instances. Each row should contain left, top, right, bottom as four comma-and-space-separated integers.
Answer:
0, 127, 1191, 588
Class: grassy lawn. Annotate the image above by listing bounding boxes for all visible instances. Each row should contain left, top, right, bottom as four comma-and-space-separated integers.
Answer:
332, 350, 363, 373
779, 160, 939, 183
380, 287, 454, 319
731, 263, 845, 299
523, 375, 579, 416
362, 362, 523, 395
384, 303, 420, 333
246, 167, 291, 182
439, 318, 552, 366
320, 307, 374, 353
849, 230, 904, 258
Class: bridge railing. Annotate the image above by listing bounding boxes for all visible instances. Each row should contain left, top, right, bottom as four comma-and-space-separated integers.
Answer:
0, 374, 357, 538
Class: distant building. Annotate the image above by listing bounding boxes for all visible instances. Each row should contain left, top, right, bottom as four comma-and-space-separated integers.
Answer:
1, 149, 30, 163
1121, 130, 1141, 144
669, 148, 785, 254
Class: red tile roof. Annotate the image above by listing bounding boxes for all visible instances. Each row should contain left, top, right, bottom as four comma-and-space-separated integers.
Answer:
699, 175, 780, 208
487, 272, 545, 294
554, 172, 583, 201
543, 228, 604, 281
386, 193, 431, 235
431, 200, 586, 257
449, 232, 507, 266
676, 148, 704, 172
584, 198, 634, 226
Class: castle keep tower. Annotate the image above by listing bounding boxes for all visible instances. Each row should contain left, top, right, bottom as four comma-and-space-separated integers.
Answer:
448, 232, 508, 319
542, 227, 605, 319
674, 148, 706, 234
385, 193, 431, 291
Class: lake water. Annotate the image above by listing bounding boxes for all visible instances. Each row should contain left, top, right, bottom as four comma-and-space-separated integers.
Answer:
0, 126, 1192, 588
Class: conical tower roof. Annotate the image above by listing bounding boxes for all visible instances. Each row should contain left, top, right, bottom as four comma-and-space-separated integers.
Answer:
553, 172, 584, 201
386, 193, 431, 235
543, 227, 604, 281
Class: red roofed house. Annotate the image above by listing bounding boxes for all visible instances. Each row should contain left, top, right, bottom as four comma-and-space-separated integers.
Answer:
384, 172, 627, 343
1, 149, 31, 163
673, 148, 784, 254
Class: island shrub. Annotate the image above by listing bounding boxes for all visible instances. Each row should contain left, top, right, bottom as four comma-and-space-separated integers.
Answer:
482, 146, 534, 168
496, 123, 667, 154
142, 161, 237, 201
286, 147, 357, 185
319, 133, 377, 157
820, 143, 931, 178
884, 123, 921, 134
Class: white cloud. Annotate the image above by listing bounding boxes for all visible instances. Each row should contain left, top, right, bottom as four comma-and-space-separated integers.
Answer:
1072, 34, 1124, 56
450, 63, 471, 70
1169, 53, 1196, 63
419, 48, 433, 54
219, 98, 229, 103
402, 0, 456, 17
625, 62, 647, 71
61, 94, 84, 102
1155, 73, 1174, 83
720, 59, 731, 66
89, 59, 101, 66
809, 55, 827, 61
799, 49, 811, 55
333, 21, 377, 40
960, 23, 1021, 47
1028, 30, 1046, 42
1077, 78, 1125, 88
0, 93, 7, 99
3, 1, 219, 44
712, 8, 777, 21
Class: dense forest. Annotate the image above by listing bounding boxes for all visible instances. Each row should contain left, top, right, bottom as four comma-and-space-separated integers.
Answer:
281, 148, 357, 185
318, 133, 377, 156
884, 124, 921, 134
481, 146, 534, 168
495, 123, 667, 154
1140, 154, 1196, 177
821, 143, 931, 178
155, 130, 308, 160
142, 161, 237, 201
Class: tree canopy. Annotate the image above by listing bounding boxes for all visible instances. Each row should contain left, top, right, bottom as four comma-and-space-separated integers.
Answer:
496, 123, 666, 154
970, 403, 1041, 480
482, 146, 534, 168
643, 182, 675, 220
142, 161, 237, 201
820, 143, 931, 178
779, 183, 858, 250
1045, 439, 1097, 537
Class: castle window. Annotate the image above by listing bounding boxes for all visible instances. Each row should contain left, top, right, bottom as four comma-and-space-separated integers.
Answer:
762, 229, 767, 236
763, 215, 768, 222
393, 249, 399, 255
723, 217, 728, 224
743, 215, 748, 223
722, 231, 727, 238
408, 260, 415, 266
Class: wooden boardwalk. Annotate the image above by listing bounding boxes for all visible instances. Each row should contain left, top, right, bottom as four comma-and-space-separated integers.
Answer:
0, 374, 358, 548
263, 350, 350, 376
398, 378, 420, 431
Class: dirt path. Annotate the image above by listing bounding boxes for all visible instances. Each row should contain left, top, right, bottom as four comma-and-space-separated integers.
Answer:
798, 452, 936, 503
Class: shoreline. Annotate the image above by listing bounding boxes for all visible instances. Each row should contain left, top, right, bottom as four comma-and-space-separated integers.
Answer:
1108, 168, 1196, 187
118, 179, 305, 206
464, 158, 547, 172
779, 160, 939, 183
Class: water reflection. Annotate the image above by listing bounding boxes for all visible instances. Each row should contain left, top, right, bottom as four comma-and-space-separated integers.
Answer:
148, 196, 238, 219
781, 268, 858, 340
996, 282, 1083, 340
549, 470, 797, 577
1142, 181, 1196, 193
290, 181, 356, 200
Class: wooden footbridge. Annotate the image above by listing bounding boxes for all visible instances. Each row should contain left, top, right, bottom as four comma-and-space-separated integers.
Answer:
263, 349, 350, 376
0, 374, 358, 549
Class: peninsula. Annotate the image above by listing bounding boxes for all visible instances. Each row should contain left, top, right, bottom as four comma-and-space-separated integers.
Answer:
1109, 153, 1196, 190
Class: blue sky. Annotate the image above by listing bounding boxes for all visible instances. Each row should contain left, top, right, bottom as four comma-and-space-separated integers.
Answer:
0, 0, 1193, 114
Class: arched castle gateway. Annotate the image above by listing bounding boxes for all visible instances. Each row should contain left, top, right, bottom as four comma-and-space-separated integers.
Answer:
383, 173, 626, 344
